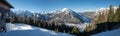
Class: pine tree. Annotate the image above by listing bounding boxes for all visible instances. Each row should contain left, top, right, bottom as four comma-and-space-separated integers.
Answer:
108, 5, 115, 22
115, 5, 120, 22
55, 28, 59, 33
85, 24, 92, 32
14, 16, 18, 23
71, 26, 79, 34
26, 17, 30, 24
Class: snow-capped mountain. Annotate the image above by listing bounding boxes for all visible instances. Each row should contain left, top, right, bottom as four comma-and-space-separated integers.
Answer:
11, 8, 92, 23
20, 10, 33, 17
37, 13, 51, 20
6, 10, 17, 17
49, 8, 91, 24
13, 10, 33, 17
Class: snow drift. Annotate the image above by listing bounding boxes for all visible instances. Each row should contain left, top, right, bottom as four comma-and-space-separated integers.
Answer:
0, 23, 73, 36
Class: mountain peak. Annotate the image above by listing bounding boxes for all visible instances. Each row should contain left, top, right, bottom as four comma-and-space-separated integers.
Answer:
62, 8, 71, 12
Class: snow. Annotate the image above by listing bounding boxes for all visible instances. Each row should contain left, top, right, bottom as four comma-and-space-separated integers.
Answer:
62, 8, 70, 12
6, 23, 34, 32
92, 28, 120, 36
61, 8, 91, 23
0, 23, 73, 36
65, 23, 90, 32
61, 8, 72, 15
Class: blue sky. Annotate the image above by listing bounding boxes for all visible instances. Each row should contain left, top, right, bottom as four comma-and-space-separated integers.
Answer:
7, 0, 120, 13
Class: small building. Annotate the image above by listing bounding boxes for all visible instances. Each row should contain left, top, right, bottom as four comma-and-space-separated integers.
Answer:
0, 0, 13, 32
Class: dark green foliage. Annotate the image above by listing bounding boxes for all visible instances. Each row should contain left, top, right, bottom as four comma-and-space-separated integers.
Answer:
85, 24, 92, 32
108, 5, 120, 22
89, 5, 120, 36
55, 28, 59, 33
115, 5, 120, 22
95, 5, 120, 24
71, 26, 79, 34
108, 5, 115, 22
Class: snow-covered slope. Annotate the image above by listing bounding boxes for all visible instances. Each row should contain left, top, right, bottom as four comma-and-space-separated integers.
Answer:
61, 8, 91, 23
92, 28, 120, 36
49, 8, 91, 23
62, 8, 91, 23
0, 23, 73, 36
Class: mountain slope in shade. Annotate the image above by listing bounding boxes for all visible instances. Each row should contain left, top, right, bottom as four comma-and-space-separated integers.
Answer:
70, 11, 91, 23
0, 23, 73, 36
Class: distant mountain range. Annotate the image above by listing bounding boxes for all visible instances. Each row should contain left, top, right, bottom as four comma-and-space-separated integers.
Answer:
48, 8, 91, 24
10, 7, 118, 24
11, 8, 91, 24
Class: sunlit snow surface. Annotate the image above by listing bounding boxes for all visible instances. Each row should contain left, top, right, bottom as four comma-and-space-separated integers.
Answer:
0, 23, 73, 36
65, 23, 90, 32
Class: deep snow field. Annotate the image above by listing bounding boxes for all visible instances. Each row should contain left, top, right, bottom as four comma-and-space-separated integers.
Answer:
0, 23, 73, 36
